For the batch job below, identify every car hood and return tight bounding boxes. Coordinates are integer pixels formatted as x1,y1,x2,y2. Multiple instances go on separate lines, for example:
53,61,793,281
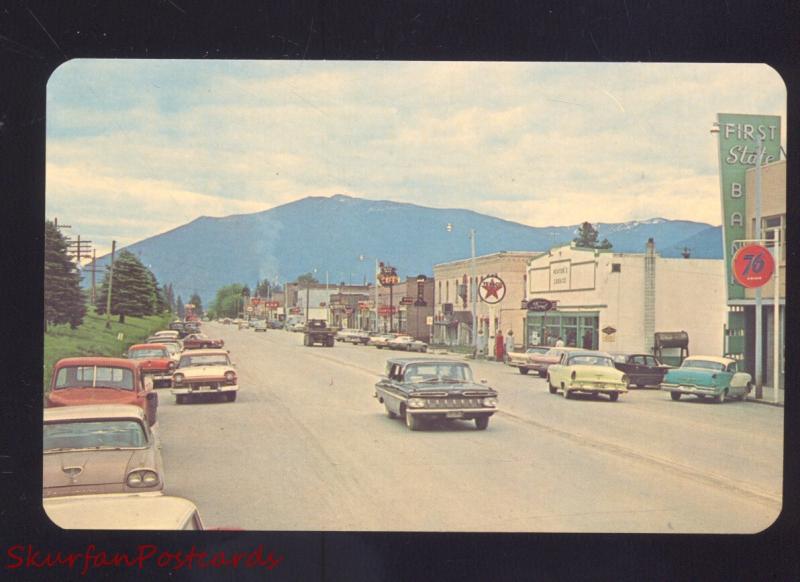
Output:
570,365,625,382
43,449,144,490
47,388,140,407
664,368,729,386
176,366,232,379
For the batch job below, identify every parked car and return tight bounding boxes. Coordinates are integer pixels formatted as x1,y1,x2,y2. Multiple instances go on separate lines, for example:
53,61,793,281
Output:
44,493,205,530
660,356,752,403
268,320,284,329
125,343,175,388
171,348,238,403
547,350,629,401
153,330,180,340
146,337,183,357
253,320,268,332
506,345,558,376
43,405,164,498
288,321,306,332
369,333,397,349
609,353,671,388
387,335,428,352
46,357,158,426
375,358,498,430
182,333,224,350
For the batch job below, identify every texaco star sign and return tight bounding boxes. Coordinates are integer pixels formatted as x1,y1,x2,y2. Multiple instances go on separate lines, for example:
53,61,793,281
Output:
479,275,506,304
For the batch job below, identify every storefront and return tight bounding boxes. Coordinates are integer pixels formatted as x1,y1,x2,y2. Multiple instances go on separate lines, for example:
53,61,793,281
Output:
524,242,726,357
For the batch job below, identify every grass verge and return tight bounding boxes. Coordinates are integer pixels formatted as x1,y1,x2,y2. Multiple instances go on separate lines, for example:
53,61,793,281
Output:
44,309,173,393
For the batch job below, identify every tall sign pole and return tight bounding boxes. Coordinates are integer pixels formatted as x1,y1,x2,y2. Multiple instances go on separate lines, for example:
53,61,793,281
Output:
753,134,764,397
105,240,116,329
469,229,477,354
773,231,781,403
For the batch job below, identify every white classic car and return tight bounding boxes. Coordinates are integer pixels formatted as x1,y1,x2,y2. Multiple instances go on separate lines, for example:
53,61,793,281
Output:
171,349,238,403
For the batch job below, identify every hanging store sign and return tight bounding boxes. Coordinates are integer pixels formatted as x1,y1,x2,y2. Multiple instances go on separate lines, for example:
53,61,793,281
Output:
715,113,781,300
523,298,555,312
400,296,415,305
732,244,775,288
479,275,506,304
378,263,399,286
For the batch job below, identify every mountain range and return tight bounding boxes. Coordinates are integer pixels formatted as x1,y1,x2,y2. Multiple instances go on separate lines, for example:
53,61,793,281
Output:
86,194,722,305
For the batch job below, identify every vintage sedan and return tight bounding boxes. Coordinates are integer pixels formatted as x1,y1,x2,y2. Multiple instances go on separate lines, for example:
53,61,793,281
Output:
253,320,268,332
506,345,563,376
660,356,752,403
369,333,398,349
182,333,224,350
547,350,629,401
609,353,671,388
387,335,428,352
153,330,181,340
43,405,164,498
44,493,205,530
171,348,238,403
375,358,498,430
46,357,158,426
125,343,175,388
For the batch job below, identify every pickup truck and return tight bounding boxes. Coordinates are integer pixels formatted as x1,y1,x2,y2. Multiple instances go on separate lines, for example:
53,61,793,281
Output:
303,319,338,347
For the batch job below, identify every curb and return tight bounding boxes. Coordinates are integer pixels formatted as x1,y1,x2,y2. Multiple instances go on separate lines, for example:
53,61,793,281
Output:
745,397,784,407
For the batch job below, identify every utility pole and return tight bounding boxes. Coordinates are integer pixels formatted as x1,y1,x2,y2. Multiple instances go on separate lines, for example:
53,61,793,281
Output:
754,134,764,398
469,228,478,355
105,240,116,329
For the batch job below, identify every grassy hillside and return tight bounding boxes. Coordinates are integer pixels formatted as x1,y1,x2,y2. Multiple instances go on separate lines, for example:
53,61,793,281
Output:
44,310,173,392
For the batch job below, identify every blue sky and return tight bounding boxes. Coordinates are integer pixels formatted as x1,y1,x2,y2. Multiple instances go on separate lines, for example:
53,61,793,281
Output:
45,60,786,257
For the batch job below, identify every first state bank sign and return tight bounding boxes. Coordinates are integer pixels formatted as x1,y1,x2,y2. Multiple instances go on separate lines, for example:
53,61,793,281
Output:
716,113,781,301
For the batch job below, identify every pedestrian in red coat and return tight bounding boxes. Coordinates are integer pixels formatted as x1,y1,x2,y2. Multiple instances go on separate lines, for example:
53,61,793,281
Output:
495,329,505,361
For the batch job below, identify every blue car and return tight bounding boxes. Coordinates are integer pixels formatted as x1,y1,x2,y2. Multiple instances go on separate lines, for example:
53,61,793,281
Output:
660,356,752,403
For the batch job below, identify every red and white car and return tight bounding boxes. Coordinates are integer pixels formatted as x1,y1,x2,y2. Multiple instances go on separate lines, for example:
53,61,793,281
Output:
126,343,175,388
171,349,238,404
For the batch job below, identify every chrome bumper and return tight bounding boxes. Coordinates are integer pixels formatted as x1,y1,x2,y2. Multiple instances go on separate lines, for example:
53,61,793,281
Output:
660,383,719,396
171,384,239,395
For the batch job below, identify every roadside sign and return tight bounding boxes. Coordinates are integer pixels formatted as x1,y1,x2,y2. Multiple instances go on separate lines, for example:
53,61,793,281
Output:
732,244,775,288
479,275,506,304
426,316,433,326
246,306,254,312
400,296,414,305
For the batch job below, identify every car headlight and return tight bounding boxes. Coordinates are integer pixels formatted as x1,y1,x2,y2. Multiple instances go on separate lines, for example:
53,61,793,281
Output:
482,397,498,408
127,469,160,488
173,373,184,384
224,371,236,382
408,398,426,408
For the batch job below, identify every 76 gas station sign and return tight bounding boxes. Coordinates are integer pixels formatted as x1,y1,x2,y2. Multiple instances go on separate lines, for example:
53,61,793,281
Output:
732,243,775,288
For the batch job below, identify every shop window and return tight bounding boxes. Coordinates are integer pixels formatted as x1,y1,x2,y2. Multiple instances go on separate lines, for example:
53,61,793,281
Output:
611,263,621,273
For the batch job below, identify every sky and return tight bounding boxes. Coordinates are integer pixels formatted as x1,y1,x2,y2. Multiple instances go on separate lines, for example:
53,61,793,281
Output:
45,60,786,258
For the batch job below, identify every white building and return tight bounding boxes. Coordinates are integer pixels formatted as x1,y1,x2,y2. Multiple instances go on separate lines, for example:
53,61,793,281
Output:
524,241,726,362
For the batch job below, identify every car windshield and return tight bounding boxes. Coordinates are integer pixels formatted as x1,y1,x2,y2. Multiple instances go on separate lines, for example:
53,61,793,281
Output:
54,366,135,390
178,355,230,367
682,359,726,371
44,419,147,450
129,349,168,359
163,344,179,355
404,363,473,383
567,355,614,367
526,347,549,354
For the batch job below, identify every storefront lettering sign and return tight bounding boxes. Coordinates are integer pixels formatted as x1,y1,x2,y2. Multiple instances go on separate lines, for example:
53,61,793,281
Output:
525,298,555,312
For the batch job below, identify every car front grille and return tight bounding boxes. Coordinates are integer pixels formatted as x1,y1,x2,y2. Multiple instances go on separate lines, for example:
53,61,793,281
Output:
425,398,482,408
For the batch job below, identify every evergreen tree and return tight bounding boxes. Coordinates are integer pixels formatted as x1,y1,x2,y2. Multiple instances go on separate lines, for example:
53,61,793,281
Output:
151,272,168,314
164,283,175,313
44,220,87,330
296,272,319,286
95,250,157,323
241,284,251,297
573,221,612,249
256,279,271,297
176,295,185,319
189,292,203,315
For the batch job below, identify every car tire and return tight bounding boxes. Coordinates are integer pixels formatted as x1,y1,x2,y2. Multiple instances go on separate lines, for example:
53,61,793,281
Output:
225,392,237,402
385,404,397,418
670,391,681,401
538,370,547,378
475,416,489,430
562,385,571,399
608,392,619,402
519,367,529,375
714,390,726,404
548,376,557,394
405,409,421,431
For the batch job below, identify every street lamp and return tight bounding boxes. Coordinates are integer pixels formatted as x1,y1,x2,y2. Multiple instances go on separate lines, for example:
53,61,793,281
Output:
359,254,380,332
446,224,478,355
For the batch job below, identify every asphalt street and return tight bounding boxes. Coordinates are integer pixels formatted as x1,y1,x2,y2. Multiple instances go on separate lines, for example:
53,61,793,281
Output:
156,322,783,533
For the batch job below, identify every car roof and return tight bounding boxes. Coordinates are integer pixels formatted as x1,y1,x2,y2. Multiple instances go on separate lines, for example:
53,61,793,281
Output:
684,355,734,365
387,357,466,367
44,494,200,530
55,357,138,370
44,404,146,422
565,350,613,358
179,348,229,356
129,343,167,350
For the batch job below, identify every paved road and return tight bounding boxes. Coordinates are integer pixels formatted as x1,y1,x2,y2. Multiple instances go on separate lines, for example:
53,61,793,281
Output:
157,323,783,533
